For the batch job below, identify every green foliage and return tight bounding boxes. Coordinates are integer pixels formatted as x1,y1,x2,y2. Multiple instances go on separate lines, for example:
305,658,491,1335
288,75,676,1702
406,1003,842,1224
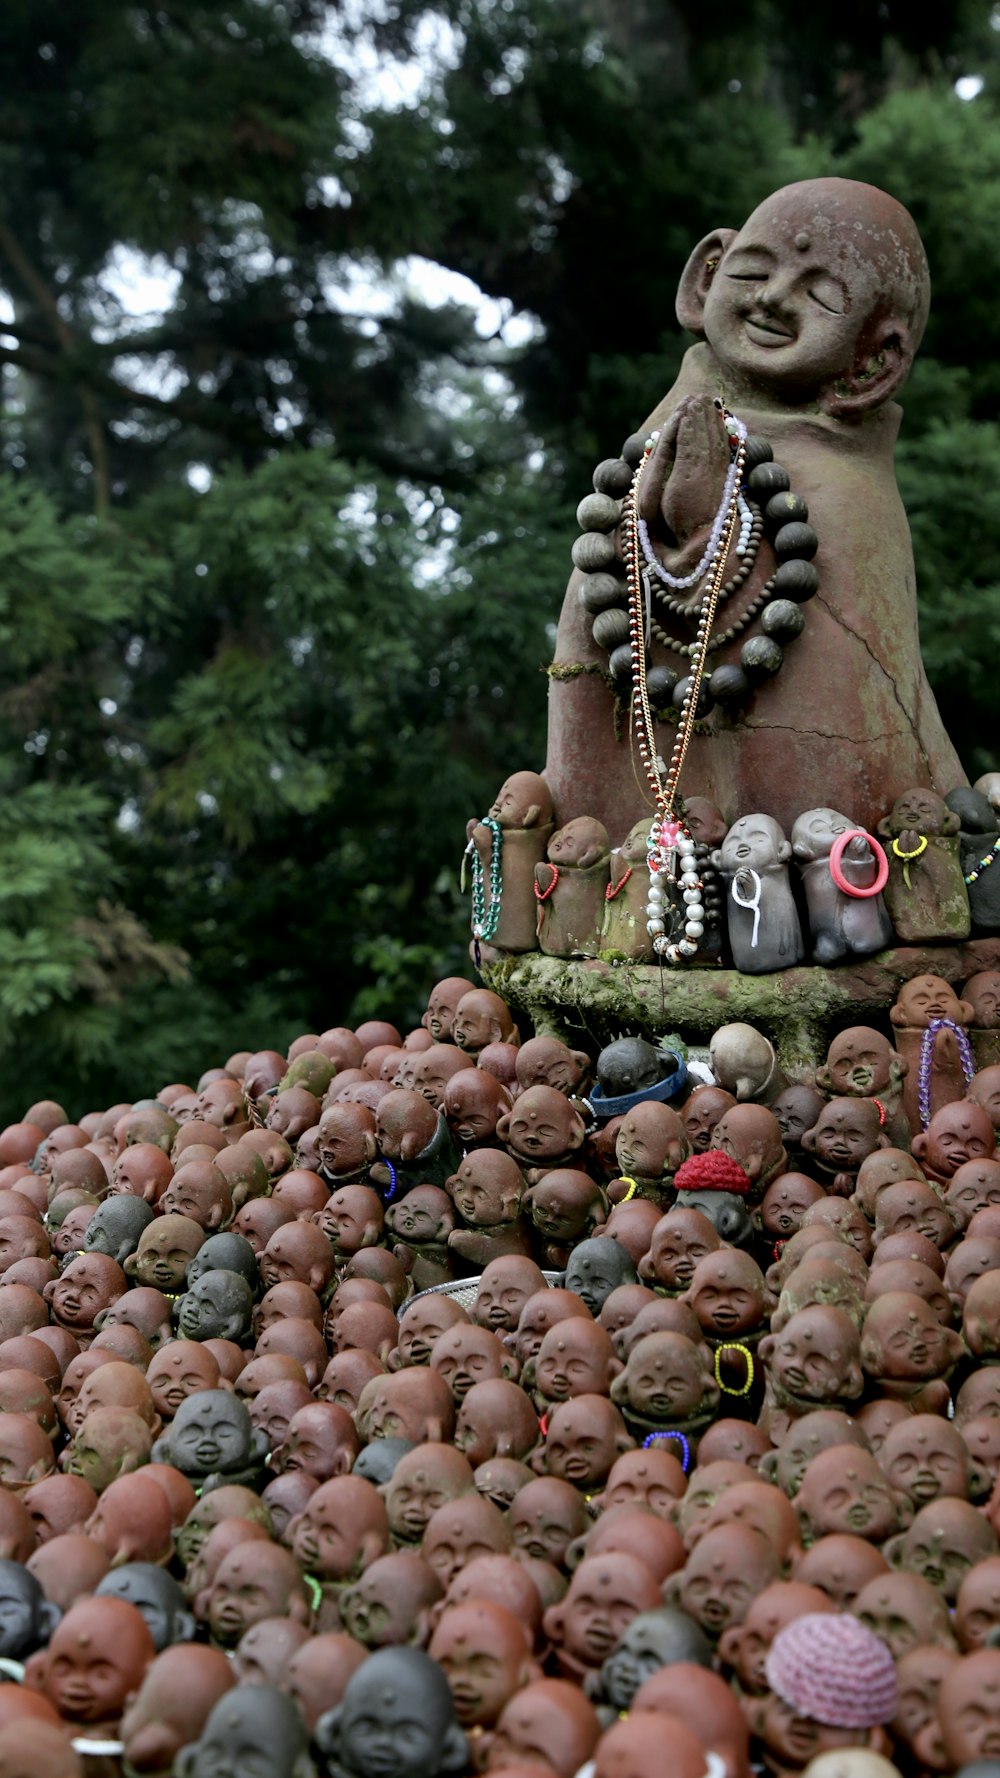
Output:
0,1,995,1117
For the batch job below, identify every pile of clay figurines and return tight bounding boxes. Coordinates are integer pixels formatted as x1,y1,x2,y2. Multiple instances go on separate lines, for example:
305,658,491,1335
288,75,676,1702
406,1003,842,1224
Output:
467,770,1000,969
8,979,1000,1777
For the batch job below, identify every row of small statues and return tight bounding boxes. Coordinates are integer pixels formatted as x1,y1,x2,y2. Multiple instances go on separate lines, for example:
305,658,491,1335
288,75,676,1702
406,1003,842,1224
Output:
468,772,1000,970
4,975,1000,1776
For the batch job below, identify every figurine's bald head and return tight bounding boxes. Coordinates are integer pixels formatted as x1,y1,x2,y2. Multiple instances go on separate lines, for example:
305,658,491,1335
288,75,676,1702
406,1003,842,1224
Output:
680,177,930,415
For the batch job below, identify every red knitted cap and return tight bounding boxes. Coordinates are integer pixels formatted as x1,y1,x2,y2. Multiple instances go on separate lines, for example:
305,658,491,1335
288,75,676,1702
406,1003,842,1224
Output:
766,1612,898,1728
674,1152,752,1195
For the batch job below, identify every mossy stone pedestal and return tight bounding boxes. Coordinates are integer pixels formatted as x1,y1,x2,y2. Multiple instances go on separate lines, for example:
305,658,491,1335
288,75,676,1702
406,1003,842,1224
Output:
482,940,1000,1079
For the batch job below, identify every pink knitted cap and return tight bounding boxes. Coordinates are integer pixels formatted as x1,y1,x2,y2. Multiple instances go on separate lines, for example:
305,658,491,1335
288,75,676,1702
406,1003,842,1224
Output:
765,1612,898,1729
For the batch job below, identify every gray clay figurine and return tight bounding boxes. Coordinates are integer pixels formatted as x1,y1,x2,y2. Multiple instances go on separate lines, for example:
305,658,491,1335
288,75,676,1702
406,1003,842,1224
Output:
564,1237,639,1315
83,1196,155,1266
316,1645,468,1778
712,814,804,974
151,1389,268,1492
175,1683,312,1778
96,1562,195,1651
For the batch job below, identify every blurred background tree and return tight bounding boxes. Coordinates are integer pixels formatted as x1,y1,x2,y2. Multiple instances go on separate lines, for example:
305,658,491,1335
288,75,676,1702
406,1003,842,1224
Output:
0,0,996,1113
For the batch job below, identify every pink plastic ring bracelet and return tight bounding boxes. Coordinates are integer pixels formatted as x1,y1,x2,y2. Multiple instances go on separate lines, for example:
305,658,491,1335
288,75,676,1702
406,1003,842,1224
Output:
828,828,889,898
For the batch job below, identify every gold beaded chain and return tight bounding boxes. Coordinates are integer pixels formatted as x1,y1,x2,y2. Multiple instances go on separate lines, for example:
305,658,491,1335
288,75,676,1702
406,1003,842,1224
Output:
623,416,747,822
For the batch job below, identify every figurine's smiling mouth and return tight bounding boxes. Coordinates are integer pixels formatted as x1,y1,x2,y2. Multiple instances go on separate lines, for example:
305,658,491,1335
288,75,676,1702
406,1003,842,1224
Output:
745,315,795,343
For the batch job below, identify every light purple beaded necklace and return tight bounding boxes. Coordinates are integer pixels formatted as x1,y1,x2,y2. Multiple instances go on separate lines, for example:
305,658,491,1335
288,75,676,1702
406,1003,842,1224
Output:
917,1018,976,1130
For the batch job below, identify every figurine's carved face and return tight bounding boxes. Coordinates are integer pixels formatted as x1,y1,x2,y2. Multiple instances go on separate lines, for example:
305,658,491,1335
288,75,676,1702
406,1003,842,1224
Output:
897,1498,998,1601
128,1217,203,1291
289,1476,388,1582
278,1403,358,1481
760,1173,826,1238
42,1596,154,1724
524,1172,603,1243
547,1553,661,1669
677,1523,779,1636
547,818,608,866
969,1065,1000,1129
615,1104,686,1181
409,1048,469,1111
888,788,951,833
420,1495,511,1590
862,1292,963,1383
937,1650,1000,1767
160,1163,231,1231
384,1446,474,1544
762,1306,862,1404
718,814,789,873
794,1447,901,1543
395,1298,469,1370
874,1182,956,1249
771,1086,825,1149
918,1102,996,1178
804,1100,884,1174
600,1449,685,1520
432,1326,511,1401
613,1332,715,1423
313,1187,382,1259
709,1105,785,1184
541,1397,630,1490
318,1104,377,1178
893,974,967,1028
489,772,552,829
508,1476,588,1565
207,1546,307,1646
454,991,514,1056
512,1290,590,1365
499,1087,584,1162
45,1255,125,1331
330,1651,467,1778
790,806,852,859
700,181,926,405
535,1322,617,1405
443,1071,509,1147
386,1185,453,1248
893,1644,958,1749
340,1550,442,1648
948,1160,1000,1228
447,1153,523,1228
825,1028,900,1098
429,1600,534,1727
423,979,476,1043
685,1250,766,1336
881,1416,970,1507
473,1258,545,1334
175,1271,252,1344
564,1240,637,1317
682,1088,736,1154
955,1556,1000,1651
639,1209,720,1293
486,1682,601,1777
164,1390,259,1478
964,972,1000,1027
515,1038,589,1098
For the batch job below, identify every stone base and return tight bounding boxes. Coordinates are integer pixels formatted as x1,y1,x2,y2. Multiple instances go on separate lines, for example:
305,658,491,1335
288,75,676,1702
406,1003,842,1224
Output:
482,940,1000,1077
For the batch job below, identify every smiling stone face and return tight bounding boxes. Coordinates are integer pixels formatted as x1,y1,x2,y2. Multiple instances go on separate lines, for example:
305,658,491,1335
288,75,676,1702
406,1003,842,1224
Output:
697,179,928,412
159,1389,259,1480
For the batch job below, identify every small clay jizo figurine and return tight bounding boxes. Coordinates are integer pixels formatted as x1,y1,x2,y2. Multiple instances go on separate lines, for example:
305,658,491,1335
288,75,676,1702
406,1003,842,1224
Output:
712,813,805,973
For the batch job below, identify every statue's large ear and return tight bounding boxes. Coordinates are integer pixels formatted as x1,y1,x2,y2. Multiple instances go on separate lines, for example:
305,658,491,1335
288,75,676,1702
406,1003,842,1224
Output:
823,319,915,418
676,229,738,336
